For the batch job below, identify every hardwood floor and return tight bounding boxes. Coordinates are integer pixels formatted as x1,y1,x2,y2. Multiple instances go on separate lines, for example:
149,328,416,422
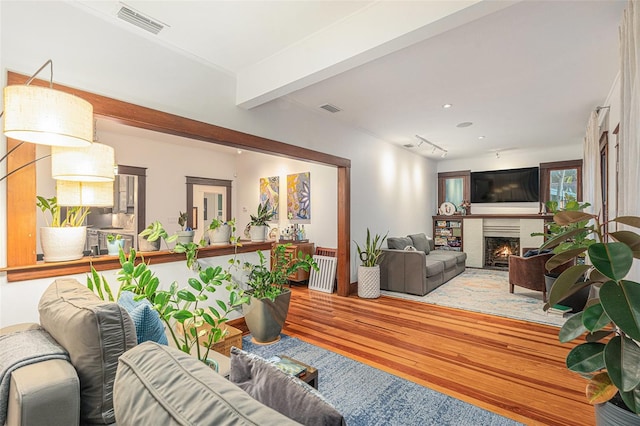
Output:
277,286,594,426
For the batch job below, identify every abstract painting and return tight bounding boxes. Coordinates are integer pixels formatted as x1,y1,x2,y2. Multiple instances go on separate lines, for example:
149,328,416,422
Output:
287,172,310,221
259,176,279,220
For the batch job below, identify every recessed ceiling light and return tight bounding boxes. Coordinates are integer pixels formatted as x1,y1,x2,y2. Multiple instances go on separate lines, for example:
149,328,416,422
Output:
237,149,242,154
478,136,485,140
456,122,473,128
442,103,453,109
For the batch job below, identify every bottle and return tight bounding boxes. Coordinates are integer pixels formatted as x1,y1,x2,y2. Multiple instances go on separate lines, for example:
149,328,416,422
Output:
301,225,306,240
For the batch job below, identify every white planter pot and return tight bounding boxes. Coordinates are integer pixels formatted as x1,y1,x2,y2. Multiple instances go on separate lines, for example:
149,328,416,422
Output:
176,230,195,245
358,265,381,298
208,225,231,245
40,226,87,262
107,239,125,255
249,225,267,242
138,236,161,252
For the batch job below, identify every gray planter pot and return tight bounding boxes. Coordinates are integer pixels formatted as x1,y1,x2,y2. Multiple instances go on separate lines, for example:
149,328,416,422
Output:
138,236,161,252
595,399,640,425
243,290,291,344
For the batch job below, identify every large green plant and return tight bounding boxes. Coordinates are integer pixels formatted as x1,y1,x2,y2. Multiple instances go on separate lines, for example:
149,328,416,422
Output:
139,220,178,245
87,247,248,363
36,195,90,227
243,244,318,301
354,228,388,267
541,211,640,412
532,199,594,253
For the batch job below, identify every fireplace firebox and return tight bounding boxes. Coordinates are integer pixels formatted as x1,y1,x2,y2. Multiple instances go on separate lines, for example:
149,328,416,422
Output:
484,237,520,269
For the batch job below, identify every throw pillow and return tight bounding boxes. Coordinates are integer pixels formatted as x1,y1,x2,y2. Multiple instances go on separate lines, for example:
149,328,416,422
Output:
39,278,136,425
118,291,168,345
387,236,412,250
114,342,298,425
404,245,417,251
229,347,346,426
408,233,430,254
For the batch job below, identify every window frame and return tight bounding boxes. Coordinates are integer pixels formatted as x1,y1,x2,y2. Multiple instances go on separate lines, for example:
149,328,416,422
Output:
437,171,470,207
539,159,583,207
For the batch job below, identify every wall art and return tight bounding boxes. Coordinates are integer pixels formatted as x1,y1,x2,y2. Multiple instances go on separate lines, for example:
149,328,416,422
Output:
287,172,310,221
260,176,279,220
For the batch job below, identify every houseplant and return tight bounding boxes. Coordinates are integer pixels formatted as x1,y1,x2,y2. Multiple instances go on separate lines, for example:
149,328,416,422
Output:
208,218,234,246
106,234,125,255
354,228,388,298
36,195,90,262
138,220,177,251
88,247,249,364
242,244,318,343
176,211,195,244
248,201,276,242
540,210,640,423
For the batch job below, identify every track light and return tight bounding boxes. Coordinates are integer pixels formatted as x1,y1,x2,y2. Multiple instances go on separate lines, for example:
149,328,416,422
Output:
415,135,448,158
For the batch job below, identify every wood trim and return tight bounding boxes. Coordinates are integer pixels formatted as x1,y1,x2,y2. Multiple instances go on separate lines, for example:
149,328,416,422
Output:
2,241,273,282
539,159,583,204
437,170,470,206
116,165,147,235
185,176,233,229
5,71,351,292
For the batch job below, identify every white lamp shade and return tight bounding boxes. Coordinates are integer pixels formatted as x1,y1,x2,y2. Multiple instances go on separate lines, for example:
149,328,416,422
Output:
56,180,114,207
51,142,115,182
3,85,93,147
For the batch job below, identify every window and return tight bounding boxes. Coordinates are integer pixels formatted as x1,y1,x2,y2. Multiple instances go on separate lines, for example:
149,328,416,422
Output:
438,171,470,208
539,160,583,209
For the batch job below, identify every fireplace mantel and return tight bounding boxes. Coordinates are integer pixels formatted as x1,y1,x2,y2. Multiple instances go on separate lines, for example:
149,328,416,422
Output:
434,214,553,220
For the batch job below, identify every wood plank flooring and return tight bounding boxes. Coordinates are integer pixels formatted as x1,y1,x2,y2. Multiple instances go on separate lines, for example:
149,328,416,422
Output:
277,286,594,426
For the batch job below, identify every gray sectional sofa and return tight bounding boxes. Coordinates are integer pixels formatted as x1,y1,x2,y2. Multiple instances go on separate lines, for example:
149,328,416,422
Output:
380,233,467,296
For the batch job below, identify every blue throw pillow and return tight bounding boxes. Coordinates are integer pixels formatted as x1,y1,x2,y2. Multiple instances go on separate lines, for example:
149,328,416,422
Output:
118,291,168,345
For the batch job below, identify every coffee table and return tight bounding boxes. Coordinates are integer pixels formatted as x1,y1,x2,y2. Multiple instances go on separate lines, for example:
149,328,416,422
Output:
279,355,318,389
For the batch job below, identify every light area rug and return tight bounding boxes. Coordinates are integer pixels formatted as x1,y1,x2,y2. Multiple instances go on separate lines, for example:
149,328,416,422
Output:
381,268,566,327
243,334,522,426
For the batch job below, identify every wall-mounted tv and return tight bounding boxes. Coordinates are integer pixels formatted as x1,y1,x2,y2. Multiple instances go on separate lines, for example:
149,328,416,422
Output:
471,167,539,203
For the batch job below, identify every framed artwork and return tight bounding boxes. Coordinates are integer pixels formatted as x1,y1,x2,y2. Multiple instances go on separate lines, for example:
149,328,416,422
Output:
260,176,279,220
287,172,310,221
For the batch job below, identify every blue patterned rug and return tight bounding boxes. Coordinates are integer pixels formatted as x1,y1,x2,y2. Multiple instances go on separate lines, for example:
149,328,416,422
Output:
243,335,522,426
381,268,565,327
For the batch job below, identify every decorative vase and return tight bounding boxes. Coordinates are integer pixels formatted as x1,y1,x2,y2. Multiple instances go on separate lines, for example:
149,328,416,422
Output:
595,398,640,425
107,239,125,255
358,265,380,298
137,236,161,252
243,290,291,344
176,230,195,245
40,226,87,262
249,225,267,242
208,225,231,245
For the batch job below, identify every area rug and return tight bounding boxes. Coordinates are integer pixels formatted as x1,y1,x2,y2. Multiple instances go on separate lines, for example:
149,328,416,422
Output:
243,334,522,426
380,268,565,327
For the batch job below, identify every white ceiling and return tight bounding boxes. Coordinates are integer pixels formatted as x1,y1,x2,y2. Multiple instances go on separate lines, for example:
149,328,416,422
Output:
73,0,626,161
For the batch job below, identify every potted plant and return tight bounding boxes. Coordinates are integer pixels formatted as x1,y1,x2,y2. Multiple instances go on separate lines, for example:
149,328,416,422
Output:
106,234,125,255
36,195,90,262
173,239,207,271
531,199,594,310
208,218,234,246
242,244,318,343
176,211,195,244
138,220,177,251
541,210,640,424
248,201,276,242
354,228,388,298
88,247,249,366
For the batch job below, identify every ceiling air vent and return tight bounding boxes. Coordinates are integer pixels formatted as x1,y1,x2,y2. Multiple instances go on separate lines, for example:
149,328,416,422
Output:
117,6,164,35
403,144,415,148
319,104,341,113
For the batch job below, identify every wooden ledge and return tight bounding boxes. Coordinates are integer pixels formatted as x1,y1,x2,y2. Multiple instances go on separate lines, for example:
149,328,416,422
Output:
1,241,273,283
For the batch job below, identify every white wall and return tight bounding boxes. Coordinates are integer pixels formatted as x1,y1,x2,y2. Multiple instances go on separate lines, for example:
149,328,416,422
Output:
0,1,436,327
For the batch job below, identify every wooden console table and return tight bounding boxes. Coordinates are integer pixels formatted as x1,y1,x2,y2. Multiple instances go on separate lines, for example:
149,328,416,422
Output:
271,242,315,283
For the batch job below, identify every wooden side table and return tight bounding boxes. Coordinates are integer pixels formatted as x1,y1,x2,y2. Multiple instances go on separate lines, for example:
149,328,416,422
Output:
279,355,318,389
271,242,315,283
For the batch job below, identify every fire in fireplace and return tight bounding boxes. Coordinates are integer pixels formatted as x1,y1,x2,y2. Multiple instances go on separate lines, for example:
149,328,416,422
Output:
485,237,520,269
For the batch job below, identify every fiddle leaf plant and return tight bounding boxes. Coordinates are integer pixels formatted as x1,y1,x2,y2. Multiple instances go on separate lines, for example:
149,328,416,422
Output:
541,210,640,412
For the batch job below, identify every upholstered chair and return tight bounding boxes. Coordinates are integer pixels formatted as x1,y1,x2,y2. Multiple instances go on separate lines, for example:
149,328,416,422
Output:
508,252,573,302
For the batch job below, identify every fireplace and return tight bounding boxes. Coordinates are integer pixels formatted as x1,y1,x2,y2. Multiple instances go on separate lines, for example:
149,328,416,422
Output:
484,237,520,269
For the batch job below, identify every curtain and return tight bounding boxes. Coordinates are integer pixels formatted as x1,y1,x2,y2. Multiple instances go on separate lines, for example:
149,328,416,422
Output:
619,0,640,279
582,111,602,215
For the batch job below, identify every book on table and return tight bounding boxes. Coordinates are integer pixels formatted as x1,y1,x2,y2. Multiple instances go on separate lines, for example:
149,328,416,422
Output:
267,356,307,377
548,304,572,316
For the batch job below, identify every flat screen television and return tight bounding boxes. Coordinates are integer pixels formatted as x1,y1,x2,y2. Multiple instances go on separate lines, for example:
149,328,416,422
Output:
471,167,539,203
